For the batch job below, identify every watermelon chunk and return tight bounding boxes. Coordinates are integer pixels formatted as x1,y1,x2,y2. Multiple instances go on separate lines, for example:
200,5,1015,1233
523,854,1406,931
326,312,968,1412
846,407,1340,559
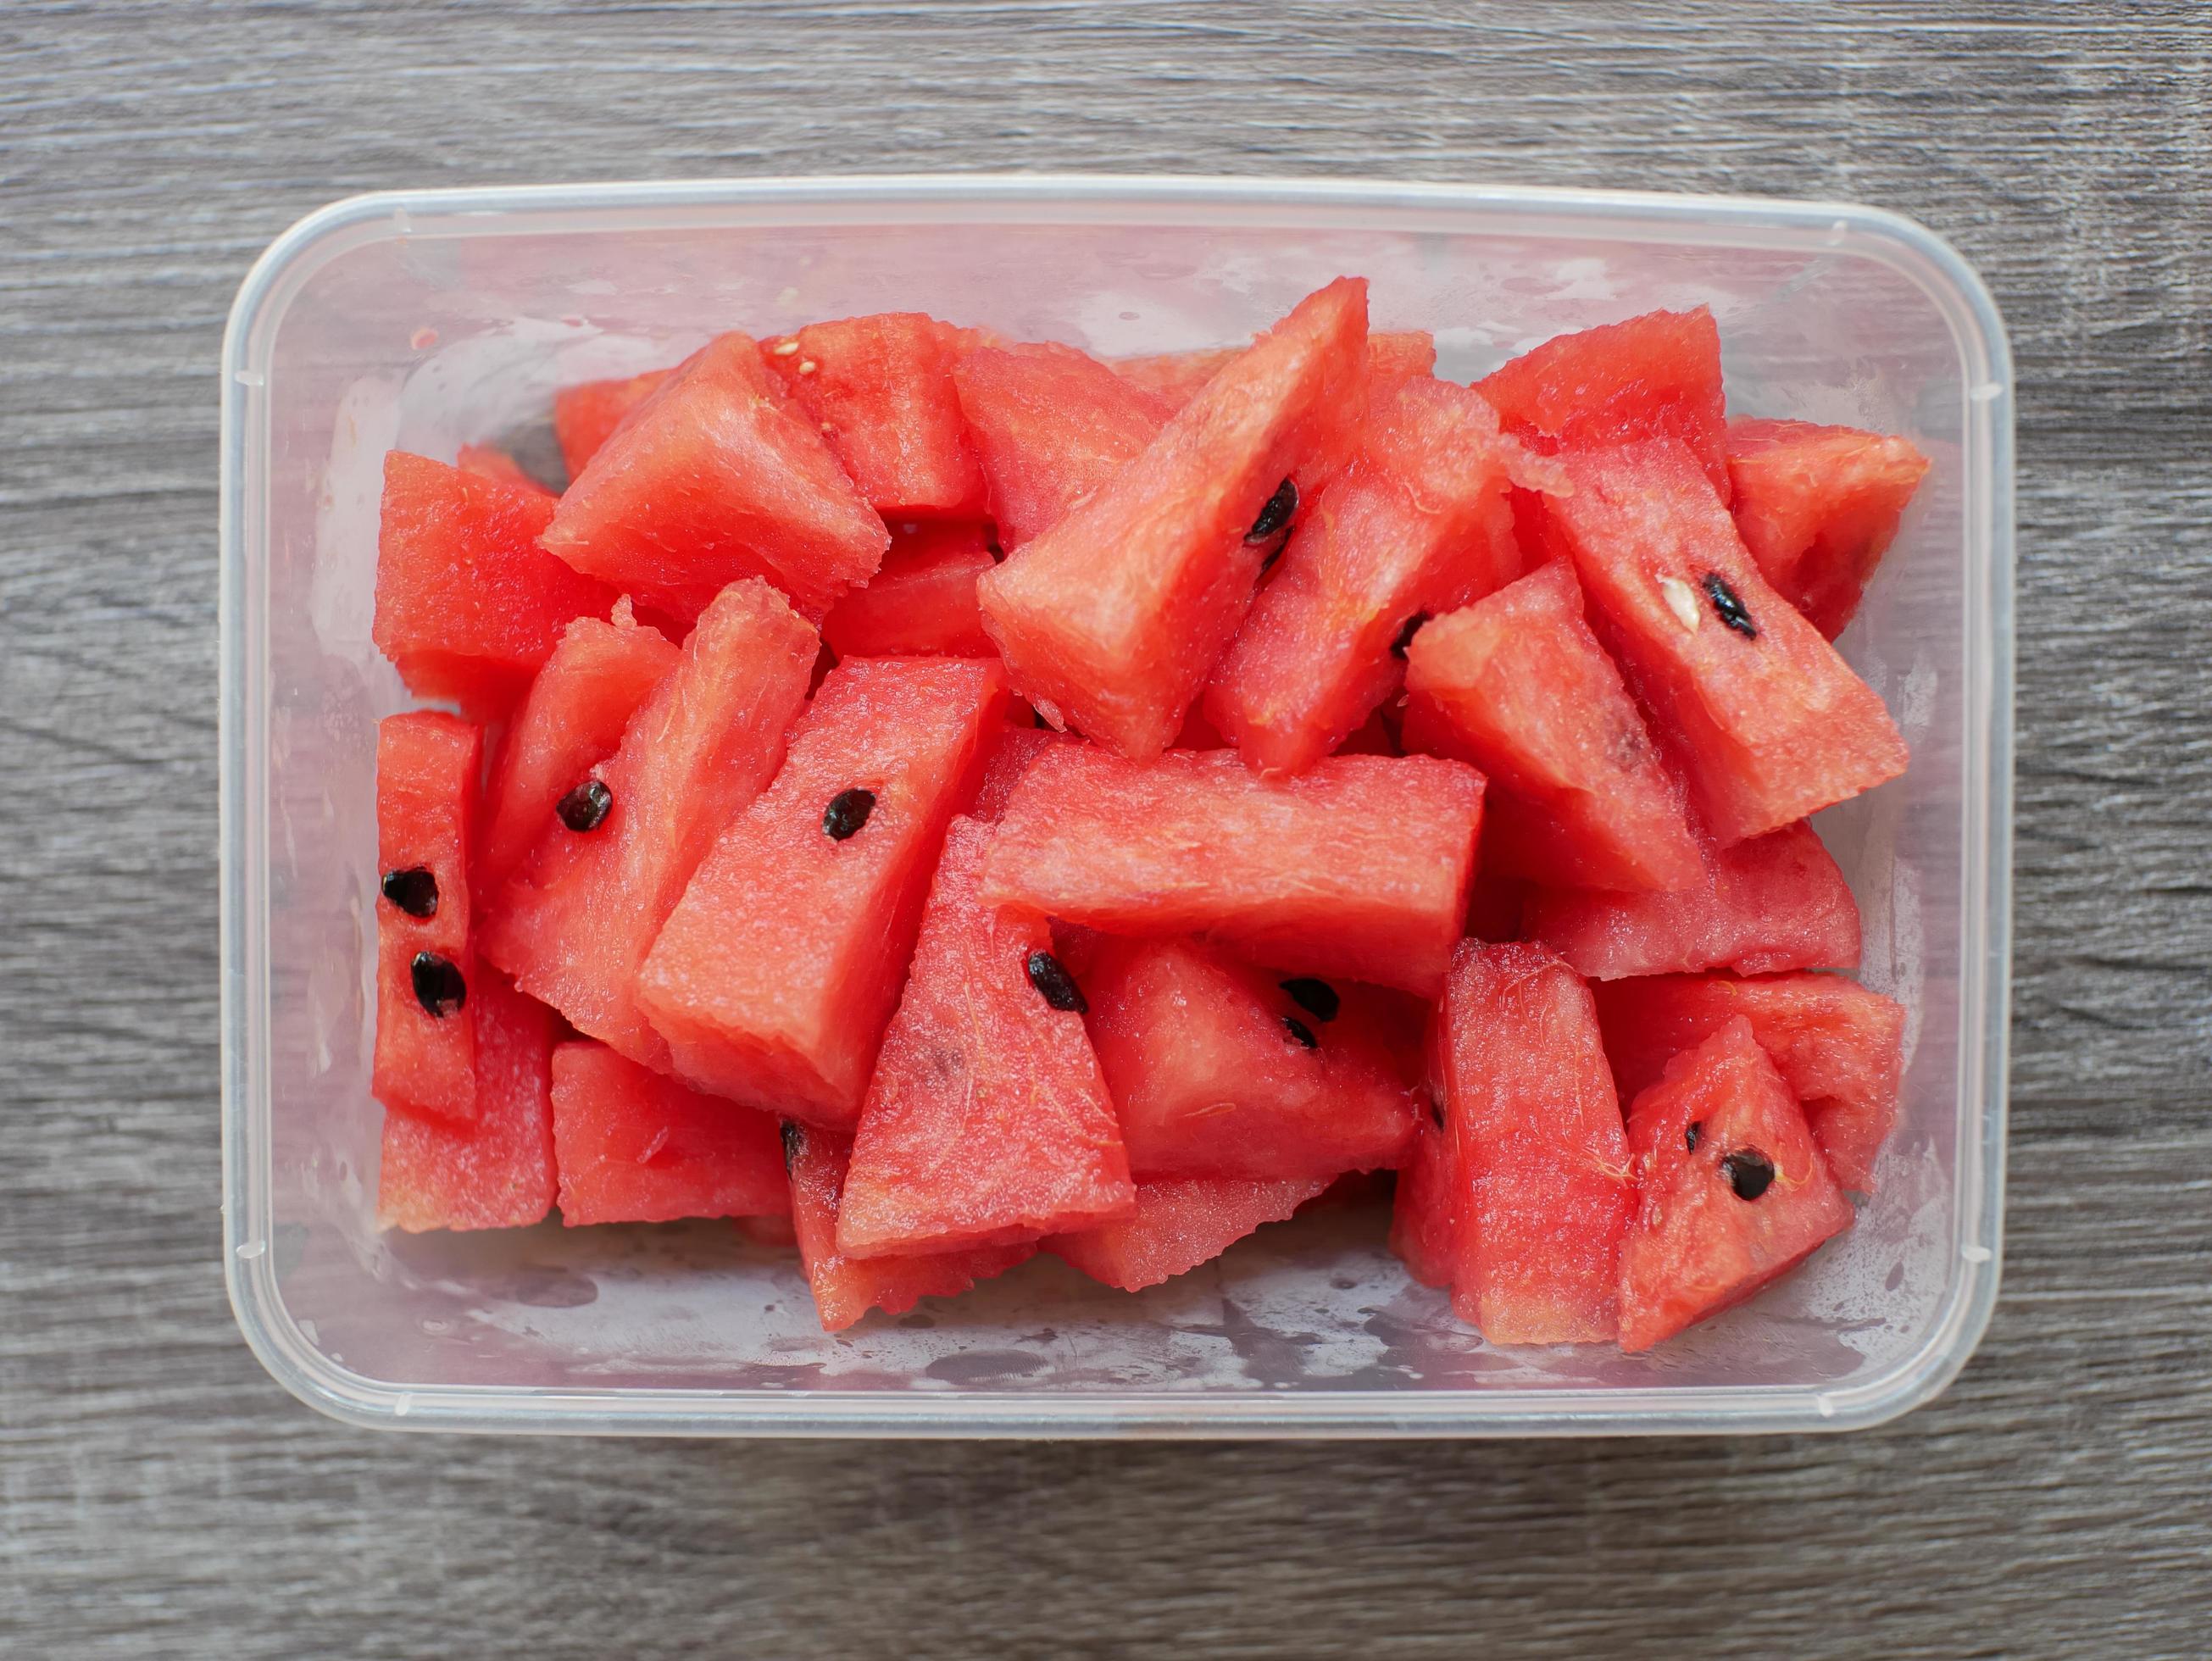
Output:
835,819,1135,1256
1618,1017,1854,1353
476,604,680,892
458,442,553,497
377,970,557,1231
783,1122,1037,1332
820,521,998,658
1048,1175,1327,1292
983,747,1484,998
548,1042,787,1225
1524,820,1860,981
1433,942,1634,1344
952,342,1173,548
764,314,987,516
1401,558,1703,892
1207,377,1536,778
372,452,615,713
977,279,1370,757
1593,971,1906,1192
553,367,673,481
542,332,890,624
1724,418,1931,639
1387,1094,1459,1290
1548,438,1909,844
373,711,482,1124
481,579,817,1069
638,657,1008,1129
1082,936,1418,1180
1476,307,1731,498
1115,329,1437,413
969,725,1074,823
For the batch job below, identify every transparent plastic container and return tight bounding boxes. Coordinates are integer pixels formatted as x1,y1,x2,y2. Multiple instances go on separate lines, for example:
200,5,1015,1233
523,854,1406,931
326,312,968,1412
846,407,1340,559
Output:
220,175,2013,1436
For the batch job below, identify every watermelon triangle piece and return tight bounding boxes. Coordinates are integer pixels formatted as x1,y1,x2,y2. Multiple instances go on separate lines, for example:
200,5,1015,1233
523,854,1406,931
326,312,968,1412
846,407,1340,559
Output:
1048,1175,1328,1292
835,818,1136,1257
1619,1017,1854,1353
549,1042,788,1225
820,520,999,658
1387,1091,1461,1291
553,366,673,481
1114,329,1437,414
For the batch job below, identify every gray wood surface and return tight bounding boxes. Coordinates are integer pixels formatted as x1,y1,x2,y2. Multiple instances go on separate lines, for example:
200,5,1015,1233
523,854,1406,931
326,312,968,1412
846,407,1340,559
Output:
4,3,2208,1656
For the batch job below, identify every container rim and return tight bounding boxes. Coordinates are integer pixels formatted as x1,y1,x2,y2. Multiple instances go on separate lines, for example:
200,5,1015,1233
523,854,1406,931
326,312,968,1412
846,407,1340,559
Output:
220,173,2013,1438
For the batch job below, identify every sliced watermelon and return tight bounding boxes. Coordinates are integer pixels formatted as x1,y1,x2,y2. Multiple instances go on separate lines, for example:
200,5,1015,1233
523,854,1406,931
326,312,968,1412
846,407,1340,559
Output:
1205,377,1532,777
476,603,679,892
977,279,1370,757
548,1041,787,1225
553,366,673,481
1434,942,1634,1344
782,1122,1037,1332
983,747,1484,997
1548,438,1909,844
377,969,557,1231
820,521,998,658
1724,418,1931,639
764,313,986,517
457,442,554,497
836,818,1134,1256
542,332,890,624
1476,307,1731,498
1618,1017,1853,1353
1082,936,1418,1180
1464,869,1530,944
373,710,482,1125
638,657,1008,1129
951,342,1173,548
1048,1175,1327,1292
1594,971,1906,1192
969,724,1075,824
1524,820,1859,981
481,579,817,1069
1115,328,1436,413
372,452,615,713
1401,558,1703,892
1387,1092,1459,1290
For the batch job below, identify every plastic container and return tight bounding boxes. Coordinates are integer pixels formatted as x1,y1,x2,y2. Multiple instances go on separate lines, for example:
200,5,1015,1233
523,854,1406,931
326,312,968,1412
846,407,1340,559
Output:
220,175,2012,1436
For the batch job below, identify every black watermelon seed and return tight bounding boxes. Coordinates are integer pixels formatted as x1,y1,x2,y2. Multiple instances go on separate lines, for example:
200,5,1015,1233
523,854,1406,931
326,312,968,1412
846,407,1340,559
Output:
1280,977,1341,1023
822,787,877,841
1281,1014,1319,1050
1259,542,1287,577
1247,477,1298,543
557,778,614,832
1025,949,1087,1013
1720,1149,1776,1200
1685,1119,1703,1153
1391,613,1430,658
381,866,439,919
409,951,467,1018
779,1119,804,1169
1702,571,1758,638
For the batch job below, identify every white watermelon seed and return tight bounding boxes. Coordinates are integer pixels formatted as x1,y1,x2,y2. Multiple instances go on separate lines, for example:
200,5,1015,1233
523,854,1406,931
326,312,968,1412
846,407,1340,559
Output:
1660,575,1702,631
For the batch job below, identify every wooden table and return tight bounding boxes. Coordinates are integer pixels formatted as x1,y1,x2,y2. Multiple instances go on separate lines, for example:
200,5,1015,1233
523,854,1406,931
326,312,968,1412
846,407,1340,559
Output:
7,5,2206,1655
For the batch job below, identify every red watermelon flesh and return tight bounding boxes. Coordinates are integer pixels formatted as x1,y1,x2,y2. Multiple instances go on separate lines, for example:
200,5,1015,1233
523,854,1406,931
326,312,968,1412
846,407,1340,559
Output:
835,819,1135,1257
378,969,557,1231
1387,1092,1460,1290
1115,328,1437,413
1524,819,1859,982
951,342,1173,548
764,313,987,517
553,366,673,481
372,452,615,714
458,442,554,497
977,278,1370,758
637,657,1008,1129
1725,418,1931,639
1434,942,1634,1345
1048,1175,1327,1292
735,1213,800,1248
481,579,817,1070
820,521,998,658
1618,1017,1853,1353
1401,558,1703,892
1464,870,1530,944
969,724,1075,823
984,747,1484,998
549,1042,788,1225
783,1122,1037,1332
1476,307,1731,499
476,604,680,893
373,710,481,1125
1082,936,1419,1180
1594,971,1905,1192
1205,377,1531,778
542,332,890,624
1548,438,1909,845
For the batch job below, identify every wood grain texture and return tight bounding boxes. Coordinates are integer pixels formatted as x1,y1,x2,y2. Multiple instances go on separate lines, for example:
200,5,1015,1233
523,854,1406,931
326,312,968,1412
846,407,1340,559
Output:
3,2,2209,1656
